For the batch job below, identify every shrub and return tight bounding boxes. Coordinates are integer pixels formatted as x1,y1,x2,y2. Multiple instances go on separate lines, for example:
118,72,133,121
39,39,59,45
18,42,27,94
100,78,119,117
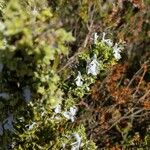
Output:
0,0,150,149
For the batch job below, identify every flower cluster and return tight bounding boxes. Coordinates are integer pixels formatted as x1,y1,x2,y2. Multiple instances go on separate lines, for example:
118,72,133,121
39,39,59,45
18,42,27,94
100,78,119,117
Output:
102,32,113,47
102,32,123,60
63,106,78,122
75,54,100,87
53,105,78,122
93,32,123,61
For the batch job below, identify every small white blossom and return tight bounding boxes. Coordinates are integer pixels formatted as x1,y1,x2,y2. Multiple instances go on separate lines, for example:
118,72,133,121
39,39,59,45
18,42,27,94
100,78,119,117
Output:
54,105,61,114
41,111,45,117
32,7,38,16
18,117,24,122
101,32,106,42
86,54,99,76
63,106,77,122
75,71,83,87
25,122,37,130
113,43,122,60
62,143,66,149
93,32,99,44
105,39,113,47
102,32,113,47
71,133,81,150
29,122,36,130
23,86,32,102
0,21,5,32
10,142,16,149
86,86,90,91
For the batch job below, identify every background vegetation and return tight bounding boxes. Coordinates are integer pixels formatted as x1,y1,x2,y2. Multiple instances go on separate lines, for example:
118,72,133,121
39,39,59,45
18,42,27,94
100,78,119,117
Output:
0,0,150,149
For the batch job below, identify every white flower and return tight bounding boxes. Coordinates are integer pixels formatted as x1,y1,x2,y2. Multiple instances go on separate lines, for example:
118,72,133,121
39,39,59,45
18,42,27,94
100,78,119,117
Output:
32,7,38,16
113,43,122,60
86,54,99,76
23,86,32,102
18,117,24,122
93,32,99,44
0,21,5,32
71,133,81,150
86,86,90,91
41,112,45,117
28,122,36,130
102,32,113,47
25,122,37,130
10,142,16,149
62,143,66,149
105,39,113,47
63,106,78,122
75,71,83,87
0,92,10,100
54,105,61,114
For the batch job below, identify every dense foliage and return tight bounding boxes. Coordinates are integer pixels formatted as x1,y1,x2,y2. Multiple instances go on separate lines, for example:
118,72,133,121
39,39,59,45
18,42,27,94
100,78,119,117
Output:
0,0,150,149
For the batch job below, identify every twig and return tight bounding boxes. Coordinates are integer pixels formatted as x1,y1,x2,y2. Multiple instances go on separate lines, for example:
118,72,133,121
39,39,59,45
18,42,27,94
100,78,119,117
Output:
102,108,144,134
57,18,94,74
133,64,147,99
127,67,143,88
127,60,149,88
138,89,150,103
